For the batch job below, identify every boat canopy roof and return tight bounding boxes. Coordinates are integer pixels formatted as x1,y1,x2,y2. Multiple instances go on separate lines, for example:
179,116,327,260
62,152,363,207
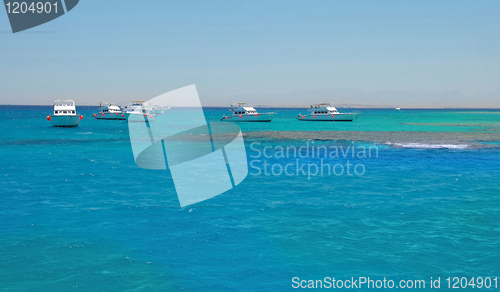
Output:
54,100,74,106
307,103,339,112
100,102,120,109
230,102,248,107
310,103,332,108
54,100,75,109
231,102,257,110
100,101,116,106
128,100,147,107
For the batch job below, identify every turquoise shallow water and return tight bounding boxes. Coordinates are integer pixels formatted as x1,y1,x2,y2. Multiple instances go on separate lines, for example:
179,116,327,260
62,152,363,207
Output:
205,107,500,133
1,106,499,291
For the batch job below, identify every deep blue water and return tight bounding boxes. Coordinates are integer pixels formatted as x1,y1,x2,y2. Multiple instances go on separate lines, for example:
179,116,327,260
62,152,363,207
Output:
1,106,499,291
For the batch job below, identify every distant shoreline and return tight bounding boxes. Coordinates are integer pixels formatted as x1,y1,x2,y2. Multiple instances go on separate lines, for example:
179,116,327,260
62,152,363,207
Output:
1,104,500,110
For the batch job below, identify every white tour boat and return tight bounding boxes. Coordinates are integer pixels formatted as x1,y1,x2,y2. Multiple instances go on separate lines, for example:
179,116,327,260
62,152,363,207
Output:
296,103,356,121
92,102,128,120
221,103,273,122
151,105,170,115
46,100,83,127
122,100,156,119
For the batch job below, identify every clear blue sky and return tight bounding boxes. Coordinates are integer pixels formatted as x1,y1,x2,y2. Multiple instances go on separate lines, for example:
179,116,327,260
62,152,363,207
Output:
1,0,499,106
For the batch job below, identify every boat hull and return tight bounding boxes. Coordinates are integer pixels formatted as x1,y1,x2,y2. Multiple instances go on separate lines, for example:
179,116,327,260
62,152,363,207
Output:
297,113,356,121
95,112,129,120
50,115,80,127
221,114,272,122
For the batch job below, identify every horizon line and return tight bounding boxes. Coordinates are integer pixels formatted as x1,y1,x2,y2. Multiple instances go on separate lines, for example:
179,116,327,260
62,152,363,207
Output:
2,104,500,110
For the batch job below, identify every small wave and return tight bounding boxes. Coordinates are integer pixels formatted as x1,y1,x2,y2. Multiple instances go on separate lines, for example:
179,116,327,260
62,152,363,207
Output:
387,142,469,149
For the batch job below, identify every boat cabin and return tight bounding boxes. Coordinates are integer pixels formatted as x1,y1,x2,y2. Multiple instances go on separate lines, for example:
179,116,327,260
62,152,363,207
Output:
100,103,122,113
53,100,77,116
307,103,339,114
231,103,258,115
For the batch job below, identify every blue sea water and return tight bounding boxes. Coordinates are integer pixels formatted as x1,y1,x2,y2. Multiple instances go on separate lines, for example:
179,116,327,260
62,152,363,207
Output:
1,106,499,291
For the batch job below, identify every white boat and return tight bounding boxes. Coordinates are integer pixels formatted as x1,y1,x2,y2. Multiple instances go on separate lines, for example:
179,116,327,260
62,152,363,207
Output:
221,103,273,122
395,108,401,111
296,103,356,121
92,102,128,120
122,100,156,119
46,100,83,127
151,105,170,115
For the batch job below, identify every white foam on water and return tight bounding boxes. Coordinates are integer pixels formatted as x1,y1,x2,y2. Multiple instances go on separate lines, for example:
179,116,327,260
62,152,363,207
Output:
387,142,469,149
